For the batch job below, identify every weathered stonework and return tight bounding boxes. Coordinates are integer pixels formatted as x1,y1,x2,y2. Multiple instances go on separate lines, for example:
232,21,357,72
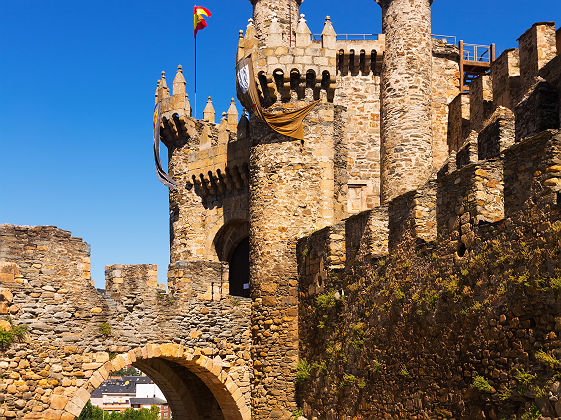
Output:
3,2,560,420
378,0,434,204
296,19,561,420
0,225,251,420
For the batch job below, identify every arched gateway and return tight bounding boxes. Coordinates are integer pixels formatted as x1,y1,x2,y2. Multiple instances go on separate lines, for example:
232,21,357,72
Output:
0,225,251,420
63,344,249,420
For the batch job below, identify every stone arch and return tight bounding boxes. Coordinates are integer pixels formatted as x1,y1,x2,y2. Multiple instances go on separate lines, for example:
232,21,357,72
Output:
213,219,250,297
205,210,249,262
213,220,250,262
63,343,250,420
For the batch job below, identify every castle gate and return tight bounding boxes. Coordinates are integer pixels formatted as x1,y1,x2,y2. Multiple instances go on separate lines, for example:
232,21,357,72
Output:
0,225,251,419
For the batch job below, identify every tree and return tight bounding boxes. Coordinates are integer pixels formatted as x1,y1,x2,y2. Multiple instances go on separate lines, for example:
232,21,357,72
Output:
78,400,103,420
77,401,160,420
113,366,142,376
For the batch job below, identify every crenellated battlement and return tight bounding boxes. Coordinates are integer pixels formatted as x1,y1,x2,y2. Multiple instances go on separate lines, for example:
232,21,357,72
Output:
447,22,560,169
5,3,561,419
299,20,561,288
239,16,339,104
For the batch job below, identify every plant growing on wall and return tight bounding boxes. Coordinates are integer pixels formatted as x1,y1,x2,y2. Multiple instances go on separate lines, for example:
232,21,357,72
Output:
99,322,112,337
0,317,27,350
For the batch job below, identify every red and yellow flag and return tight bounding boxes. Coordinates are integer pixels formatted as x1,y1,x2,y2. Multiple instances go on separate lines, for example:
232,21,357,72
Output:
194,6,211,37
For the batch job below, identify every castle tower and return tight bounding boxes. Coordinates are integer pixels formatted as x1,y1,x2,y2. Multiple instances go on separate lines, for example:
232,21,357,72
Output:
249,0,303,46
241,8,341,419
377,0,434,203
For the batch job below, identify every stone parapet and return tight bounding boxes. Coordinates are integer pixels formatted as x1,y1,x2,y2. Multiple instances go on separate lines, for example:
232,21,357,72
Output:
447,93,471,153
469,74,494,133
491,48,521,111
388,179,437,251
437,160,504,257
168,260,229,301
0,224,251,419
518,22,557,93
105,264,158,298
477,106,515,160
297,223,346,299
345,207,389,262
504,129,561,220
335,37,385,76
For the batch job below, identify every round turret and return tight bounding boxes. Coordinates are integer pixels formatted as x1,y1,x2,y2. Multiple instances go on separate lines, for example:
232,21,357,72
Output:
249,0,303,46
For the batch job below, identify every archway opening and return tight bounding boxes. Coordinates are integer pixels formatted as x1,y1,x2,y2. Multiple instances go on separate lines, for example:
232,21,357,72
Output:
213,220,250,298
228,236,250,298
79,359,225,420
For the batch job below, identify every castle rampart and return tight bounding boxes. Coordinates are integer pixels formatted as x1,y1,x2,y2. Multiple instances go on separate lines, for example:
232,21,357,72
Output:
0,224,251,419
3,2,561,419
296,17,561,419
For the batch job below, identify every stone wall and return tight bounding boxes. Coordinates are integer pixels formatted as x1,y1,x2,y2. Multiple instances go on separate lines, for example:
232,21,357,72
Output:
0,225,251,419
295,20,561,419
432,40,461,169
335,73,382,211
296,128,561,419
249,0,301,46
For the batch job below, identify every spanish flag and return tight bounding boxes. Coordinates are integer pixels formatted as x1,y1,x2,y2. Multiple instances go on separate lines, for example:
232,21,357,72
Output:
194,6,211,37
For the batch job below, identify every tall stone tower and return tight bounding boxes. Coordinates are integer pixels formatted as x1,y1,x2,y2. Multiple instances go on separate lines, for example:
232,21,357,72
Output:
242,1,341,418
250,0,302,45
377,0,434,203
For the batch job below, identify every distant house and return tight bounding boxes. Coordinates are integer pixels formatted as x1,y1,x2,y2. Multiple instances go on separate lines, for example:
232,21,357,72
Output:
91,375,170,417
130,398,171,419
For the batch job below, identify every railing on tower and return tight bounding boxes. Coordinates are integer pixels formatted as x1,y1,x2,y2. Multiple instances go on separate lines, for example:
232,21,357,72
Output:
312,32,495,91
459,41,496,91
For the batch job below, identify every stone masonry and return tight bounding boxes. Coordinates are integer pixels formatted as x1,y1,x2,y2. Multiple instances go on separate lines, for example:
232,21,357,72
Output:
4,1,560,419
296,18,561,420
378,0,434,204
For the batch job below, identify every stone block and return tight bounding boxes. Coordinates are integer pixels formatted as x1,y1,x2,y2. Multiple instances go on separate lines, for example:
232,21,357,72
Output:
470,75,493,132
447,93,470,153
515,80,559,141
518,22,557,93
478,107,515,159
491,48,521,110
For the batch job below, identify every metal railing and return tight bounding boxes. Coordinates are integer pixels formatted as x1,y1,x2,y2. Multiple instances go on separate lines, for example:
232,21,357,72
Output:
461,43,493,63
312,33,458,44
311,33,379,41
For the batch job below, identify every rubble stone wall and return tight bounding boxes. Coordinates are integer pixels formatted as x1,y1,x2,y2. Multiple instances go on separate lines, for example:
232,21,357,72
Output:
296,20,561,419
248,99,342,419
378,0,434,204
296,129,561,420
0,225,251,419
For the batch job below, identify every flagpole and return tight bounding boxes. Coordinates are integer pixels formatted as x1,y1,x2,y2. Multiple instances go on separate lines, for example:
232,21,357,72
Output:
194,34,197,119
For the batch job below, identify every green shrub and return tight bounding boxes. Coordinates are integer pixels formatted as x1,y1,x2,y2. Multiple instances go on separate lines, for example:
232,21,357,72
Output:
99,322,112,337
316,291,338,311
514,368,537,386
370,359,382,374
292,408,303,419
398,365,409,377
521,403,541,420
0,317,28,350
296,359,312,384
498,386,512,401
341,373,358,387
536,349,561,369
471,374,492,392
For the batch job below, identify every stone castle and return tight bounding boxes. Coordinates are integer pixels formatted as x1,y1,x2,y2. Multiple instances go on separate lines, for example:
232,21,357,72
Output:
1,0,560,418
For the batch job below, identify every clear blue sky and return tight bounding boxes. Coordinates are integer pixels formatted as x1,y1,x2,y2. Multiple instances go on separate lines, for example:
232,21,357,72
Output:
1,1,559,288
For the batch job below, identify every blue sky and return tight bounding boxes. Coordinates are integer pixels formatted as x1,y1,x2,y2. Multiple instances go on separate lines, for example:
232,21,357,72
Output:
1,0,559,288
